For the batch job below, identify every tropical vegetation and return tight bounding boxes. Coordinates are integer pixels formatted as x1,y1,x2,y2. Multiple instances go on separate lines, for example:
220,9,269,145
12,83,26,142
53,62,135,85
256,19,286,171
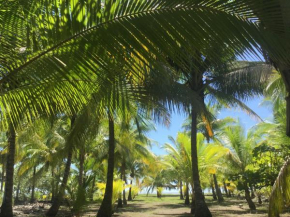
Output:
0,1,290,217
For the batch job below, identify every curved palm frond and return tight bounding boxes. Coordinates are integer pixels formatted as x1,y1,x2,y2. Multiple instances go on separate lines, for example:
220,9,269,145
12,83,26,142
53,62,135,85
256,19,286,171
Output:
268,158,290,217
0,0,287,125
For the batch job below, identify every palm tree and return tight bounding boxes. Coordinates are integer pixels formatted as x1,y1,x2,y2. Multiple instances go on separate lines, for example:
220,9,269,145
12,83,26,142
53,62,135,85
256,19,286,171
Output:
220,124,257,210
46,115,76,217
0,124,16,217
114,114,154,206
96,111,115,217
164,132,228,206
16,118,68,201
253,73,290,216
172,52,271,216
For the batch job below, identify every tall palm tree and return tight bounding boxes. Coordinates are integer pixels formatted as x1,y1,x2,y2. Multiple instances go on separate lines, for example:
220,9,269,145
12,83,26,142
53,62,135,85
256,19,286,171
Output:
173,53,271,216
96,111,115,217
0,124,16,217
164,132,228,205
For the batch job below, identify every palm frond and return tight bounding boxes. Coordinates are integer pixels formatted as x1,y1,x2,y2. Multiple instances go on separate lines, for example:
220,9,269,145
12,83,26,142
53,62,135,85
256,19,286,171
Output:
269,158,290,217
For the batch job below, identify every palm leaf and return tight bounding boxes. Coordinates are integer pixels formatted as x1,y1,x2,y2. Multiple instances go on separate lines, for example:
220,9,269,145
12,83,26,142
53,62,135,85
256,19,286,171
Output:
269,158,290,217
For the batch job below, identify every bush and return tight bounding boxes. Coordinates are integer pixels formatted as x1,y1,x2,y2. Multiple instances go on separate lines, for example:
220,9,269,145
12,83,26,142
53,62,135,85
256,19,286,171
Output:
96,180,124,205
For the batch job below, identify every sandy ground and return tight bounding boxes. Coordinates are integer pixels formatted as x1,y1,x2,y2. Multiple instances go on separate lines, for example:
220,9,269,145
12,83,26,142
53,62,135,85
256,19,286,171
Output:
11,195,290,217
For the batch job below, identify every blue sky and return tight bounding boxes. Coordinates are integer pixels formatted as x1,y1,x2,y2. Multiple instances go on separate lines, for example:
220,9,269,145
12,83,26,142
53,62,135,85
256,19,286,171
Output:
147,96,273,156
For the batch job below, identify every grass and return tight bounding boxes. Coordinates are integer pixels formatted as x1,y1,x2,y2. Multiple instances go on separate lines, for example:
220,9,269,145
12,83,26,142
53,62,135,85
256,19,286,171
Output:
12,193,290,216
112,194,290,217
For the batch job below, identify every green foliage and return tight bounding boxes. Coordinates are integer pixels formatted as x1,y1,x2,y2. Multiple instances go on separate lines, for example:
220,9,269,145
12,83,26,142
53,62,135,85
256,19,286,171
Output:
96,180,124,205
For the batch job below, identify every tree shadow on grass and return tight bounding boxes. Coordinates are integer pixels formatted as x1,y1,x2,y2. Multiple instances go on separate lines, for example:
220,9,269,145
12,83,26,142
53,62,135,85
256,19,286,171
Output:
153,213,192,217
114,204,156,214
156,203,188,209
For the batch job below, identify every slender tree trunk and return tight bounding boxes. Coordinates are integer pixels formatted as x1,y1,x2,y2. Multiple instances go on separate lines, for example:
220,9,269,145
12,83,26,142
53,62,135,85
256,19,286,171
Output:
97,113,115,217
191,110,212,217
223,181,229,197
128,170,134,201
211,184,217,200
90,175,96,201
78,147,85,188
55,167,59,199
156,190,160,198
244,182,256,210
128,180,133,201
286,88,290,137
122,161,127,205
117,172,123,208
0,124,16,217
46,117,75,217
0,162,4,192
258,195,262,204
213,174,224,203
15,181,20,204
30,166,37,203
185,182,190,205
250,185,255,198
117,193,123,208
180,180,184,200
51,168,55,202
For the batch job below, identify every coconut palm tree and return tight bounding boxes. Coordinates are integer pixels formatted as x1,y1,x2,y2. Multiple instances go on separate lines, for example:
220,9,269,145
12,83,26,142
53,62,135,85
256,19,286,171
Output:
164,132,228,205
172,52,271,215
220,124,257,210
114,114,154,206
16,118,68,203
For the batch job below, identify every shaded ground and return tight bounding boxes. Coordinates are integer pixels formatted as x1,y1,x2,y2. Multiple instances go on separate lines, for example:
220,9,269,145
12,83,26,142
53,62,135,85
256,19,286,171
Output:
112,195,269,217
12,194,290,217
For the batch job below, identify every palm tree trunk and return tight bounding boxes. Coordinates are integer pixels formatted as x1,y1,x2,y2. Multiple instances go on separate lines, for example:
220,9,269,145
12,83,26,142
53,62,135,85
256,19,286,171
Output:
117,193,123,208
211,184,217,200
250,185,255,198
128,170,134,201
78,147,85,188
46,116,75,217
128,180,133,201
244,182,256,210
51,168,55,202
185,182,190,205
191,109,212,217
0,124,16,217
117,171,123,208
213,174,224,203
286,89,290,137
1,162,5,192
15,180,20,204
97,113,115,217
122,161,127,205
90,175,96,201
30,166,37,203
180,180,184,200
223,181,229,197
